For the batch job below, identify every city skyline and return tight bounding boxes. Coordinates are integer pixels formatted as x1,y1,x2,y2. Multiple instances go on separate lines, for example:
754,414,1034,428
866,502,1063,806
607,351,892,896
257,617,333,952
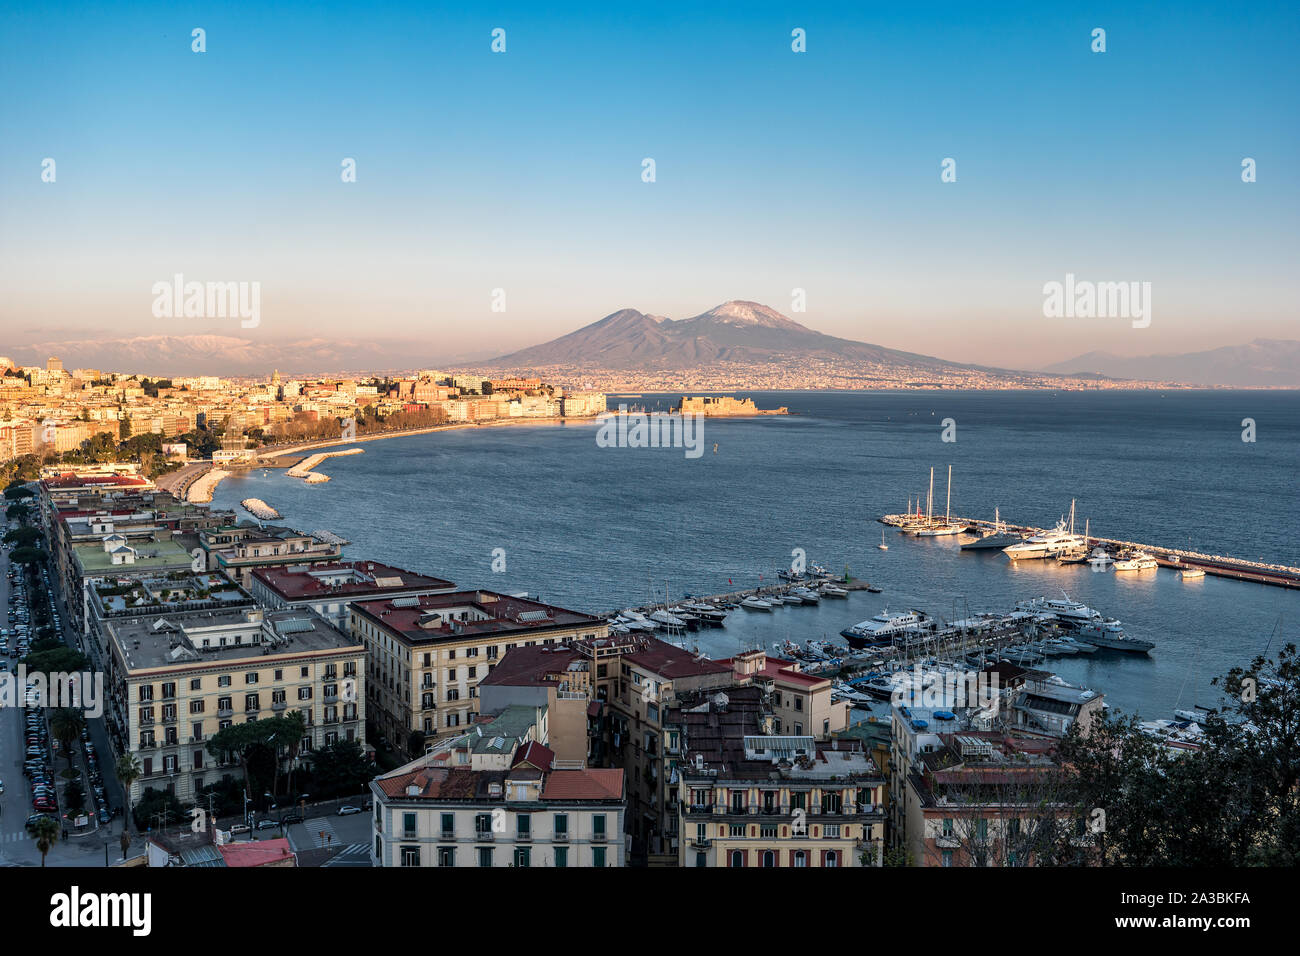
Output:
2,1,1297,369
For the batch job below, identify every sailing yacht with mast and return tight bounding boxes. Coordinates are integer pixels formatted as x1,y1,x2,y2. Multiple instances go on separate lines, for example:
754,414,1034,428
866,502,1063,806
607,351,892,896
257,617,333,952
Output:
915,465,965,536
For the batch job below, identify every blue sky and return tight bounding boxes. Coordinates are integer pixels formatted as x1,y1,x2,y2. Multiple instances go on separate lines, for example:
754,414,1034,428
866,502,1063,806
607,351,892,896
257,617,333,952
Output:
1,0,1296,368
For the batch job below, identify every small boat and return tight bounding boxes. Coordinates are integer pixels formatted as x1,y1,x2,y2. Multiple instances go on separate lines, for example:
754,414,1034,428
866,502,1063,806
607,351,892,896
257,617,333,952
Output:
878,530,888,551
819,584,848,598
649,609,688,632
1174,706,1213,723
792,587,821,604
767,594,787,606
740,597,773,611
780,592,805,605
1086,546,1114,569
1180,568,1206,580
1113,551,1158,572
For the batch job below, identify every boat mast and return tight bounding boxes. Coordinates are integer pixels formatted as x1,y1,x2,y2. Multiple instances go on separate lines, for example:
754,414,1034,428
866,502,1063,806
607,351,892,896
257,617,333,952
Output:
945,464,952,525
927,467,934,527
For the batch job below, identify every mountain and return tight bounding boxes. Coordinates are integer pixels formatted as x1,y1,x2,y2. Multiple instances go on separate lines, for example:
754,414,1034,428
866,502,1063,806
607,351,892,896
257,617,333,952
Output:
483,300,979,372
1043,339,1300,388
5,335,469,378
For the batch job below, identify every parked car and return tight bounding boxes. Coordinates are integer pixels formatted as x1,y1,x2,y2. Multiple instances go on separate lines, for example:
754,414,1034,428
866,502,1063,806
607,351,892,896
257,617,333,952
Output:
256,819,280,830
337,805,363,816
228,823,251,835
280,811,304,825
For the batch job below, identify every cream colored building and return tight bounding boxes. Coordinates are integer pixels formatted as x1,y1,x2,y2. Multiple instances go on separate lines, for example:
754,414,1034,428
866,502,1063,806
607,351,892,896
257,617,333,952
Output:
350,591,607,757
104,606,365,806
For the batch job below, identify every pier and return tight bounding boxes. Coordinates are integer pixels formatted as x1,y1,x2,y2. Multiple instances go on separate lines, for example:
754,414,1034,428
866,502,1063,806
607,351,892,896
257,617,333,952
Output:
882,514,1300,590
609,578,878,618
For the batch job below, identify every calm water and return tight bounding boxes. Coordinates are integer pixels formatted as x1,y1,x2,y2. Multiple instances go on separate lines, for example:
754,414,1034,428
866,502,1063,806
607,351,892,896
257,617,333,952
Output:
211,390,1300,718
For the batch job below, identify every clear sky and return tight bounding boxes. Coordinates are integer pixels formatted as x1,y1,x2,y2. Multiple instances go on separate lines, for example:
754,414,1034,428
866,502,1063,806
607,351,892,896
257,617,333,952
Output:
1,0,1296,369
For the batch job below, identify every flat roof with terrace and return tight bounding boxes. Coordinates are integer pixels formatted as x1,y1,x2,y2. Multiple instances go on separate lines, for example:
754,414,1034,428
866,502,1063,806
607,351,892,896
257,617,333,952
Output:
107,606,361,674
251,560,455,603
352,591,605,645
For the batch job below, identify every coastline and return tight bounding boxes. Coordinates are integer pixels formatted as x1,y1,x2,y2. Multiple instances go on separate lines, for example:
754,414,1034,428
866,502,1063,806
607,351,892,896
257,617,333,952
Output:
192,416,603,503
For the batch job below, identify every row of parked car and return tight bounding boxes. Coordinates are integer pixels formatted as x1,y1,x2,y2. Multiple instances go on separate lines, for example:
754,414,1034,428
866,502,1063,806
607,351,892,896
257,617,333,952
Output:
24,705,58,826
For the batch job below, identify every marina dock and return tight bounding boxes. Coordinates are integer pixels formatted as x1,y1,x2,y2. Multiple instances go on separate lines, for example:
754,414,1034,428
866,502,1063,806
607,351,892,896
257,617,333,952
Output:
882,513,1300,590
609,578,878,619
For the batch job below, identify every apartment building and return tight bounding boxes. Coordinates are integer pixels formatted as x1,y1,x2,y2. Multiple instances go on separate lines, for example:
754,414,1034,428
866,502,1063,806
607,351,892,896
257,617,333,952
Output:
476,643,600,765
249,560,456,631
673,686,886,867
900,732,1071,867
196,523,343,586
350,591,607,755
103,605,365,806
371,709,624,868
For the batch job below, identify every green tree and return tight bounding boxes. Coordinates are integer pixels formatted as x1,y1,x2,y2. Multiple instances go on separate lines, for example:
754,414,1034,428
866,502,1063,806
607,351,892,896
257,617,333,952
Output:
3,526,41,547
49,708,86,771
27,815,60,867
115,753,142,833
6,502,31,524
3,483,34,500
65,777,86,814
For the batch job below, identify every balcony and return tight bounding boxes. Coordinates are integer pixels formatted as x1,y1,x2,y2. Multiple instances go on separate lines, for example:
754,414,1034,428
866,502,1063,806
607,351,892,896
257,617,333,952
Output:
690,837,712,849
590,832,608,844
685,804,714,815
552,832,569,843
474,831,495,842
217,707,233,718
271,700,287,711
439,830,455,841
402,830,418,840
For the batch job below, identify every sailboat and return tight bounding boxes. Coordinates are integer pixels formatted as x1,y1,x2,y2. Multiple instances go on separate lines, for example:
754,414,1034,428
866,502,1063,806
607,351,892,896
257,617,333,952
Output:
961,507,1023,550
878,529,888,551
915,465,964,536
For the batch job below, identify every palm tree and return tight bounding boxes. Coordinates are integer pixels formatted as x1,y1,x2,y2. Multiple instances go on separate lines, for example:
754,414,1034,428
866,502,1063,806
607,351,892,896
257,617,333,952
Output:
115,752,142,833
49,708,85,771
28,815,60,867
279,711,308,799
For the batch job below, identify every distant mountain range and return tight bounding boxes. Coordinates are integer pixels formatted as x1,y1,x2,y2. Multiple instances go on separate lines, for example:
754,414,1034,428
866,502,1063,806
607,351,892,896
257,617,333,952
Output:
1043,339,1300,388
483,300,993,374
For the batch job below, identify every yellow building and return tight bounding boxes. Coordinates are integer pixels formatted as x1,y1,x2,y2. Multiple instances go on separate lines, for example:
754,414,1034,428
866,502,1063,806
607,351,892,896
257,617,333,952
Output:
350,591,607,756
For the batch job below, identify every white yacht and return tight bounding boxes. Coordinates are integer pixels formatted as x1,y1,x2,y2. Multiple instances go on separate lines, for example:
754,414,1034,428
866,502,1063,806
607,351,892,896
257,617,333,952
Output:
1043,592,1103,624
1086,546,1114,568
792,587,821,604
1113,551,1158,572
1179,567,1206,580
819,584,849,598
740,596,773,611
1002,520,1087,561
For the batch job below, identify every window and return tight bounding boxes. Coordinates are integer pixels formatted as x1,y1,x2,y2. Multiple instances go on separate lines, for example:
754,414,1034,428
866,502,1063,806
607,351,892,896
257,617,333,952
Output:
942,818,954,837
729,850,744,868
273,669,283,681
941,850,953,867
592,847,607,868
468,666,476,680
517,815,530,840
554,846,568,868
189,700,204,714
474,813,492,836
244,693,260,712
300,666,309,678
245,672,259,685
793,850,807,868
447,668,456,682
514,847,530,867
478,847,493,867
437,846,455,867
403,812,417,838
592,814,606,840
400,845,420,867
189,678,202,691
440,813,455,837
218,675,231,688
794,696,803,711
762,850,776,867
825,850,839,868
695,852,706,868
554,813,568,838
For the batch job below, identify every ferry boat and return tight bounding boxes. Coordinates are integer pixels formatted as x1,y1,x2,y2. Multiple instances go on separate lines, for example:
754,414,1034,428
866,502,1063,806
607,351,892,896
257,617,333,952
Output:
1113,551,1158,572
839,609,934,649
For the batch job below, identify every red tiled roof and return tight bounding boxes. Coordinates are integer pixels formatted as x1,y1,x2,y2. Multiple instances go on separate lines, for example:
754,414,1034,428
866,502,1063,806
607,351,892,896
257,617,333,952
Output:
477,643,581,687
218,838,296,867
540,768,624,802
716,655,829,688
513,741,555,772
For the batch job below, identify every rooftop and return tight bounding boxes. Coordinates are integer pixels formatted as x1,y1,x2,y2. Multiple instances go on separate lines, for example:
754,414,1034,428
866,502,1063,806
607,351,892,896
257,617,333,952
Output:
353,591,604,643
73,536,192,573
252,560,454,601
107,606,360,673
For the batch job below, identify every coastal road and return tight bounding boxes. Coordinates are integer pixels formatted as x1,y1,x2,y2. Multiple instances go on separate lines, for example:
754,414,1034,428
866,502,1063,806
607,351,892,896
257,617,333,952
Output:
154,460,210,498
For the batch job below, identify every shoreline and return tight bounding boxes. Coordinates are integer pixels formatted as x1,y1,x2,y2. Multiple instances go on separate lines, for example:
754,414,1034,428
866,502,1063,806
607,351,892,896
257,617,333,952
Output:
191,417,603,503
255,415,595,462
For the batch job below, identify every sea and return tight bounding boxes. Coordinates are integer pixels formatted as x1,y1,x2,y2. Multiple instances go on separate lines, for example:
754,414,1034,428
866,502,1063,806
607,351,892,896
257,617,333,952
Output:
209,390,1300,720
